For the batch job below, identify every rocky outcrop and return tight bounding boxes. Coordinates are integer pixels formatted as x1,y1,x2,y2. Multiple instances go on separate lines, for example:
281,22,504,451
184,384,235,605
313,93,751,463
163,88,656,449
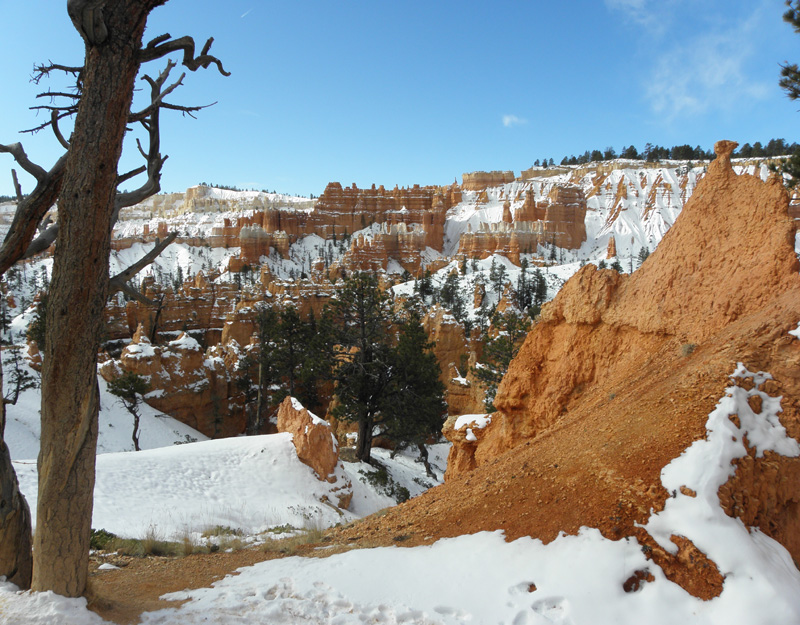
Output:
310,182,451,252
442,413,492,475
436,141,800,596
606,235,617,259
99,327,243,437
421,307,485,414
277,397,352,508
277,397,340,480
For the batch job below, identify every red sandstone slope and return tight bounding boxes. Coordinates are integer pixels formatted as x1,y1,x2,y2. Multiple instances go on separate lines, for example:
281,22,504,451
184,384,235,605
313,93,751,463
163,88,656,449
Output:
333,141,800,598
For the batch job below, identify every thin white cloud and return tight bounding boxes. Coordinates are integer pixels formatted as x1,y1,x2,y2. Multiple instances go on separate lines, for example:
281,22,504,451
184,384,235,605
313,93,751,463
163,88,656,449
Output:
604,0,657,28
644,9,771,120
502,114,527,128
605,0,684,36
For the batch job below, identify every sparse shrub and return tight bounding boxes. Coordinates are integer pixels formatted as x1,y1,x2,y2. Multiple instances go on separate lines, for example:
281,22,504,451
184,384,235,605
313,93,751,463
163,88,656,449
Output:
142,525,178,557
261,526,325,555
681,343,696,357
180,535,197,557
90,528,117,551
359,463,410,503
202,525,243,538
106,537,145,557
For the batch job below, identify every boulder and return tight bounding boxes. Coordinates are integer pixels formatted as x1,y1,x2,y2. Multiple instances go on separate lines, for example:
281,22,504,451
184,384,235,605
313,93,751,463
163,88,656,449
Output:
277,396,339,483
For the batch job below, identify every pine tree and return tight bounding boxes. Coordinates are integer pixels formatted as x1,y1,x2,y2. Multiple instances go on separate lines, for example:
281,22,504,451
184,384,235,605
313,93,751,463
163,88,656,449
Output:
637,246,650,267
297,307,334,414
330,272,395,463
107,371,150,452
532,266,547,313
379,308,446,453
472,311,531,412
515,258,532,311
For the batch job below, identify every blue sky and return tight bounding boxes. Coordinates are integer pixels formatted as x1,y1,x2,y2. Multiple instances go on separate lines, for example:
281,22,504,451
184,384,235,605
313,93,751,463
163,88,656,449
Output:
0,0,798,197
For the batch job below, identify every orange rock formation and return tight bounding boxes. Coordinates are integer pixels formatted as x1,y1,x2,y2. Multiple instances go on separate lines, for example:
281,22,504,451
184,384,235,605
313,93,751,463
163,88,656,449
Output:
457,183,587,262
100,328,244,438
277,397,339,481
276,397,352,508
461,171,516,191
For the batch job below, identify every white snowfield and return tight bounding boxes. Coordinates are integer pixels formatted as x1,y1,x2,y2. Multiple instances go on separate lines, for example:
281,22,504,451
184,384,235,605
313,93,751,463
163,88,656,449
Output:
3,358,800,624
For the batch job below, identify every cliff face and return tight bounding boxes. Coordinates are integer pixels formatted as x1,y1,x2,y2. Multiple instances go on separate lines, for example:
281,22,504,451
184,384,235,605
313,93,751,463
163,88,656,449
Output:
484,143,798,452
347,141,800,599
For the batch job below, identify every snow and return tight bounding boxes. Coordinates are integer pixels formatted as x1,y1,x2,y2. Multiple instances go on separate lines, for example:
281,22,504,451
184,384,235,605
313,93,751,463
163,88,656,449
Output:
454,413,491,431
168,333,201,351
15,434,357,540
290,397,327,427
4,363,799,624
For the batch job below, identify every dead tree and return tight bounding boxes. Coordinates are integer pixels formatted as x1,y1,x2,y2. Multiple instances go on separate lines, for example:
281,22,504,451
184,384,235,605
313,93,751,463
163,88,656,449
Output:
0,0,228,596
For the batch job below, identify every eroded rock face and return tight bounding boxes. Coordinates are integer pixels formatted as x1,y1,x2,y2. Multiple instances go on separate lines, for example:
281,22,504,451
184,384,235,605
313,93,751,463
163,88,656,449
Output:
440,140,800,597
277,396,340,481
606,235,617,259
457,182,587,260
276,397,351,508
99,327,244,437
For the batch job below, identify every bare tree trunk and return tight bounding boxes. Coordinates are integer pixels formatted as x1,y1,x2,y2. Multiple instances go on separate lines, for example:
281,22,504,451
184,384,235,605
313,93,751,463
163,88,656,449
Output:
0,367,32,588
356,416,374,464
32,2,153,597
417,442,435,479
132,409,141,451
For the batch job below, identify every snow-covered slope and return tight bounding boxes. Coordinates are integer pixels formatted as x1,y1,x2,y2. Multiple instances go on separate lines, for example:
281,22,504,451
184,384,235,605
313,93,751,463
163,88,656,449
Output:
4,355,206,461
3,361,799,624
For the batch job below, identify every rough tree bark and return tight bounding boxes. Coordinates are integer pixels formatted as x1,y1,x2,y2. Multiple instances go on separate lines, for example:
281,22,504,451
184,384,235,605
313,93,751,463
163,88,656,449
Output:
31,1,227,597
33,1,160,597
0,368,32,588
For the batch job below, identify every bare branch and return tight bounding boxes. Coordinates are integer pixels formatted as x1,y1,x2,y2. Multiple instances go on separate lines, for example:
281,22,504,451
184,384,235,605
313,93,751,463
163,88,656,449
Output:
22,223,58,260
23,110,77,136
50,111,70,150
35,91,81,101
31,62,83,85
144,33,171,49
112,280,158,306
0,153,67,275
0,143,48,182
139,35,231,76
118,165,146,186
108,232,178,304
113,63,181,218
11,170,22,202
128,62,183,122
157,102,213,118
38,214,53,233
